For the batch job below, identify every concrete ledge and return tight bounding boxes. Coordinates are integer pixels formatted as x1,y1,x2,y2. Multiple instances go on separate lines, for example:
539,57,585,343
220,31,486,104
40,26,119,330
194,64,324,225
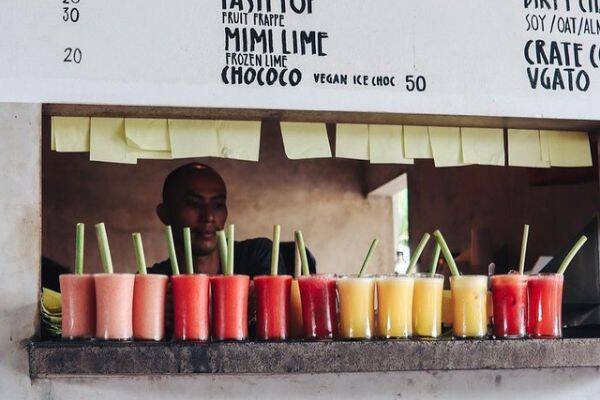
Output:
28,338,600,378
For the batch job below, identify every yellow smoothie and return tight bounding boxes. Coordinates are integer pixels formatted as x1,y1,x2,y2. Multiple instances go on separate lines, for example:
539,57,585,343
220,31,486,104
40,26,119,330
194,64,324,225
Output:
450,275,488,338
376,275,414,339
337,276,375,339
412,274,444,338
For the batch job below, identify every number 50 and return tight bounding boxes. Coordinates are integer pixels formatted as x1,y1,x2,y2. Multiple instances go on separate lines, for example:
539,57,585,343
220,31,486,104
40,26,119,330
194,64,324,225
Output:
406,75,426,92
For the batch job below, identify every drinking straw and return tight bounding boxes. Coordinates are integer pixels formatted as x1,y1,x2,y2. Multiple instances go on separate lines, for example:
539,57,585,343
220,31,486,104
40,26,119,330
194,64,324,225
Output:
183,227,194,275
358,239,379,277
95,223,114,274
294,231,310,276
164,226,180,276
429,242,441,276
226,224,235,276
216,230,228,274
518,224,530,275
406,233,431,274
294,243,301,279
557,235,588,275
132,233,147,275
432,230,460,277
270,225,281,276
75,223,84,275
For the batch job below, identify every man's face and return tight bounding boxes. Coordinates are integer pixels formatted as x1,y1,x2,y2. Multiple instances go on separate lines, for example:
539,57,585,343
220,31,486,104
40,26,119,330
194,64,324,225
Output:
159,170,228,256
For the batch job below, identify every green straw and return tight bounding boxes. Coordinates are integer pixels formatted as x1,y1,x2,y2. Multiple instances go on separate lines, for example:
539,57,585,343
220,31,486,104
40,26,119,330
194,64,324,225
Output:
226,224,235,276
217,230,228,274
518,224,530,275
75,223,84,275
295,231,309,276
183,227,194,275
358,239,379,277
132,233,147,275
557,235,588,275
95,223,114,274
429,242,441,276
294,244,301,279
164,226,180,276
406,233,431,274
270,225,281,276
433,230,460,277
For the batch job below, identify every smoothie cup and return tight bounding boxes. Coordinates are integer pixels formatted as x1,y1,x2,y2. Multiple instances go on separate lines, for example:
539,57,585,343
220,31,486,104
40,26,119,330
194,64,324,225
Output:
133,274,168,341
376,275,414,339
338,275,375,340
94,273,135,340
298,274,338,340
60,274,96,339
412,273,444,338
171,274,210,341
211,274,250,341
288,279,303,339
450,275,488,338
491,274,527,339
527,273,564,339
254,275,292,341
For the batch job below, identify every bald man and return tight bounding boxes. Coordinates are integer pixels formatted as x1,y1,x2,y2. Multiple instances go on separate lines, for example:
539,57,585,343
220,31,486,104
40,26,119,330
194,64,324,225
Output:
149,162,285,276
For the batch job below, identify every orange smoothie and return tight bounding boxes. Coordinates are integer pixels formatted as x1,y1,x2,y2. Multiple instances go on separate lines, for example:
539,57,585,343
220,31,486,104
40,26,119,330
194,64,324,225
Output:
412,273,444,338
288,279,303,339
133,274,168,341
376,275,414,339
94,273,135,340
337,276,375,339
60,274,96,339
450,275,488,338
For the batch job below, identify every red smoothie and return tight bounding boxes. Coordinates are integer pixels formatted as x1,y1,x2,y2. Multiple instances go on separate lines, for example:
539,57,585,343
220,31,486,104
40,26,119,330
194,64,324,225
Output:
254,275,292,341
133,274,168,341
171,274,210,341
491,274,527,338
297,274,338,340
211,275,250,341
527,273,564,338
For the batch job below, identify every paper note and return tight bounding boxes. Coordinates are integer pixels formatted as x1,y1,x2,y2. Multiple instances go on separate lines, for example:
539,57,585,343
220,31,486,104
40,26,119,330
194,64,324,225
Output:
90,118,137,164
280,122,331,159
335,123,369,160
428,126,466,167
216,120,261,161
168,119,219,159
540,130,551,162
368,124,414,164
51,116,90,152
507,129,549,168
545,130,592,167
128,149,172,160
403,125,432,159
124,118,170,151
461,127,505,166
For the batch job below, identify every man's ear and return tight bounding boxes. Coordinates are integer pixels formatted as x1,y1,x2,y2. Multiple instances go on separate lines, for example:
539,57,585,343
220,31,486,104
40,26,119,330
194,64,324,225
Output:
156,203,169,225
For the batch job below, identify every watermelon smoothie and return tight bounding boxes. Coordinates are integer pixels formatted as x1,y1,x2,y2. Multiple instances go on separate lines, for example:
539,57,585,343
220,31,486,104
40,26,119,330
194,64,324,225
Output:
60,274,96,339
171,274,210,341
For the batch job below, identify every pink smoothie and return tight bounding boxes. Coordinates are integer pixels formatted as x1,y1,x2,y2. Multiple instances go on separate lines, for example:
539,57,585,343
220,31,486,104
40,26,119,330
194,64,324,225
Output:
60,274,96,339
94,273,135,340
133,274,168,341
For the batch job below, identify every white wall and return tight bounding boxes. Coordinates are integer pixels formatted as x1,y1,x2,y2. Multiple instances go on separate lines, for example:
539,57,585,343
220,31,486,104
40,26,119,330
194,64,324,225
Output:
2,102,600,400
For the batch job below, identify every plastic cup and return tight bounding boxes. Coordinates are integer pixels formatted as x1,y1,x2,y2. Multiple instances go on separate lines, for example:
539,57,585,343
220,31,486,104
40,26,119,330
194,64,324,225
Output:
254,275,292,341
337,275,375,340
171,274,210,341
297,274,338,340
412,273,444,338
132,274,168,341
491,274,528,339
288,279,303,339
376,275,414,339
450,275,488,338
527,273,564,339
211,275,250,341
94,273,135,340
60,274,96,339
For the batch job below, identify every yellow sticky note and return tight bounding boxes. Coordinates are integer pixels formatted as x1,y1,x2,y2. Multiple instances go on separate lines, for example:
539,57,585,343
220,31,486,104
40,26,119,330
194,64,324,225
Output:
216,120,261,161
128,149,172,160
545,130,592,167
461,128,505,166
168,119,219,159
280,122,331,159
124,118,170,151
540,130,551,162
428,126,466,167
51,125,56,151
403,126,432,159
90,118,137,164
336,124,369,160
368,125,413,164
51,116,90,152
507,129,549,168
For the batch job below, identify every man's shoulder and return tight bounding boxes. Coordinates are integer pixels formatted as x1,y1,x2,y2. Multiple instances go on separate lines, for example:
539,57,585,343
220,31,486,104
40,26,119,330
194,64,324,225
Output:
148,259,172,276
235,237,273,250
